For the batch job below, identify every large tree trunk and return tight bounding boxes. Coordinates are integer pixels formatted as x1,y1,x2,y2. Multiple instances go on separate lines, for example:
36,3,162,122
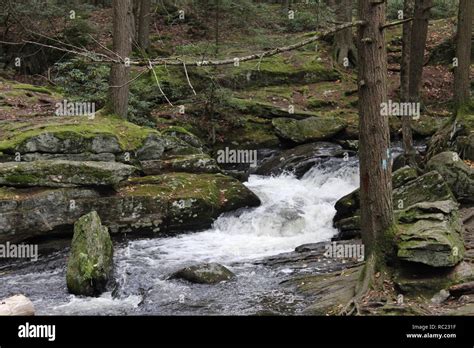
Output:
400,0,416,164
334,0,357,66
109,0,133,119
137,0,151,52
357,0,394,278
454,0,473,109
408,0,433,104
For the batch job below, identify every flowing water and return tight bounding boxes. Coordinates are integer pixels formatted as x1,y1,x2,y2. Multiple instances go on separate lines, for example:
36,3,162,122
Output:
0,157,359,315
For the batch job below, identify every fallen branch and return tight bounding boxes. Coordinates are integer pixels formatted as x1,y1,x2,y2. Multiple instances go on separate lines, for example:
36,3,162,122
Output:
380,18,413,30
1,20,366,68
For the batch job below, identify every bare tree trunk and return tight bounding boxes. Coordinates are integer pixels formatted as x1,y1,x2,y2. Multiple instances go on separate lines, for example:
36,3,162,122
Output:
109,0,133,119
334,0,357,66
357,0,394,274
137,0,151,52
408,0,433,104
454,0,473,109
400,0,416,164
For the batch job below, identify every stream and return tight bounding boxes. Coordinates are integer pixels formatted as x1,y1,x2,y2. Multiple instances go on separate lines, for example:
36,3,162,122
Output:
0,157,359,315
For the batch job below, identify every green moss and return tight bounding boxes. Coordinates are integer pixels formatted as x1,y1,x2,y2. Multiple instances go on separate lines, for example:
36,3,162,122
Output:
12,83,54,95
4,173,40,185
0,114,157,152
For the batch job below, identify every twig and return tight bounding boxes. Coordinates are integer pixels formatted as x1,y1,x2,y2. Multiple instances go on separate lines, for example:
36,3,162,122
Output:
181,60,197,96
148,60,173,107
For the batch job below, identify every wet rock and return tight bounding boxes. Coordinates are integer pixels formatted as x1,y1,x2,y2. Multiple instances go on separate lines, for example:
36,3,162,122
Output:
426,151,474,203
0,160,137,188
282,266,361,315
333,216,361,240
171,263,235,284
272,117,347,144
66,211,114,296
256,142,346,177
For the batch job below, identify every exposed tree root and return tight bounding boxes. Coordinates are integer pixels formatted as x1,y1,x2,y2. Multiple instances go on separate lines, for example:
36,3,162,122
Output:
338,254,376,316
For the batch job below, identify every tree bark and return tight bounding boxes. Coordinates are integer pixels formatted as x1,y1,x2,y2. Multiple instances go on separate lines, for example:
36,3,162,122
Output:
109,0,133,119
400,0,416,164
137,0,151,52
408,0,433,104
334,0,357,66
454,0,473,109
357,0,395,268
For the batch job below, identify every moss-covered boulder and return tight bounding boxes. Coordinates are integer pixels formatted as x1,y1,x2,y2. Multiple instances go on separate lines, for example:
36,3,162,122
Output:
426,151,474,203
0,115,156,155
392,171,454,208
333,171,456,241
122,173,260,231
392,166,419,189
171,263,235,284
0,160,137,187
213,52,341,89
0,173,260,243
66,211,113,296
396,212,464,267
141,154,221,175
410,116,447,137
15,131,121,155
214,115,281,150
136,133,202,161
272,117,347,143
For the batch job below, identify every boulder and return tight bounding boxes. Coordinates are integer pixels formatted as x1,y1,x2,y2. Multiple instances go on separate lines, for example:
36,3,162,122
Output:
272,117,347,143
0,295,35,316
396,216,464,267
392,166,418,189
15,131,121,154
333,166,420,228
136,133,202,161
0,160,137,188
171,263,235,284
0,173,261,243
66,211,113,296
256,142,347,177
426,151,474,203
141,154,221,175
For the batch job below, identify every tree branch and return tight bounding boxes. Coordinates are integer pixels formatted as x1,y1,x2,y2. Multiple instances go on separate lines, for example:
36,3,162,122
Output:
380,18,413,30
